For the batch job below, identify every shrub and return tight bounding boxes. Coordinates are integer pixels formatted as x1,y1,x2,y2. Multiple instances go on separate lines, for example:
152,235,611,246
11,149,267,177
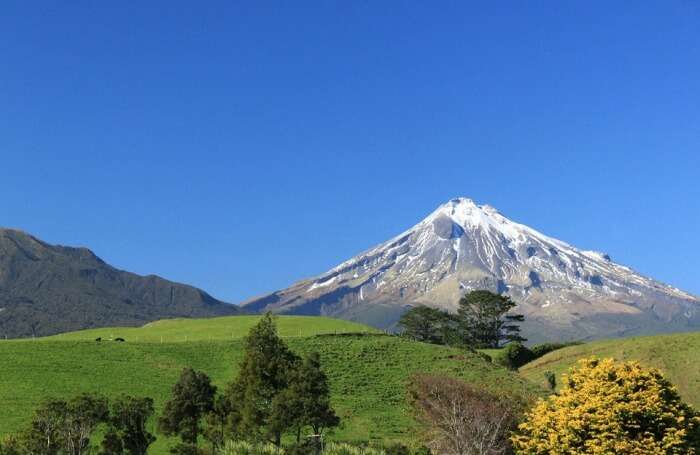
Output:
323,443,385,455
528,341,581,359
0,436,21,455
222,440,286,455
409,374,518,455
512,357,700,454
497,342,535,370
383,443,410,455
543,371,556,391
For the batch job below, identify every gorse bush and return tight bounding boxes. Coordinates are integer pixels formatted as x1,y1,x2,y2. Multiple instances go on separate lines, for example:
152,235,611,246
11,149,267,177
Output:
512,357,700,454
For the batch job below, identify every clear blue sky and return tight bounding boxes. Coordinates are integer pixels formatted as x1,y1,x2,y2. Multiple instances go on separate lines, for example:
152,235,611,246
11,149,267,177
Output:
2,2,699,302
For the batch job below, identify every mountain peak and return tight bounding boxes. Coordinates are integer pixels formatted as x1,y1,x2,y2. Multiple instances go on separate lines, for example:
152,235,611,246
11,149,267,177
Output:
244,200,700,343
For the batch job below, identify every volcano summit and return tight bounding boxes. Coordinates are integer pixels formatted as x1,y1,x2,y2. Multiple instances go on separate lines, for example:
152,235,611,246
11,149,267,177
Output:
244,198,700,343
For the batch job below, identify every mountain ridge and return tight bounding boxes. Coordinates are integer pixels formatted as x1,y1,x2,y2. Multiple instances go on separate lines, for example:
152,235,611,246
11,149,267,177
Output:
0,228,242,338
243,198,700,343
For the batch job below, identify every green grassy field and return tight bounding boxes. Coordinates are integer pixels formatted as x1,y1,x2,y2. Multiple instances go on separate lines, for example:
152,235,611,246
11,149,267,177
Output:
519,331,700,407
0,316,540,453
43,315,379,342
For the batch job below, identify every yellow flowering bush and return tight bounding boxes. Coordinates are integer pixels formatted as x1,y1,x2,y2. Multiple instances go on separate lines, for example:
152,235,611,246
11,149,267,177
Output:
512,357,700,454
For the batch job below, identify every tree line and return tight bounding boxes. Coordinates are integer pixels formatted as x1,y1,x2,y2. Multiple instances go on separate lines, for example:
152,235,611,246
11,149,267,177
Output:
157,313,339,454
0,314,340,455
0,395,155,455
398,290,525,349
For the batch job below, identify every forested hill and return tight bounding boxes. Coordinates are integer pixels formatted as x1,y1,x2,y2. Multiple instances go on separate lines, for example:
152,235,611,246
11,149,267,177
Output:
0,228,241,338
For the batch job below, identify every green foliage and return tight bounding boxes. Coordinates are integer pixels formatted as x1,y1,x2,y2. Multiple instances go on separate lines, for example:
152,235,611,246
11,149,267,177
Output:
0,436,22,455
456,290,525,348
496,342,535,370
543,371,556,391
382,443,410,455
226,313,301,444
158,368,216,446
13,393,110,455
103,395,156,455
221,440,285,455
528,341,581,359
166,443,202,455
322,443,385,455
0,323,540,453
219,441,394,455
398,307,456,345
270,352,340,444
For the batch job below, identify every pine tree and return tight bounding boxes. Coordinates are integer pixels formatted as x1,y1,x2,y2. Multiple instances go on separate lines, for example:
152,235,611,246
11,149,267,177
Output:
158,368,216,450
457,290,525,348
225,313,300,445
398,306,457,345
271,352,340,447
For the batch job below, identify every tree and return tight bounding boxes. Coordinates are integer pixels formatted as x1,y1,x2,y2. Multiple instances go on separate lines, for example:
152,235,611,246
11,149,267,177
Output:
225,312,300,445
203,395,231,454
14,394,109,455
512,357,700,454
399,306,457,345
158,368,216,450
270,352,340,448
496,342,534,370
409,374,518,455
22,399,68,455
62,394,110,455
0,436,22,455
102,396,155,455
457,290,525,348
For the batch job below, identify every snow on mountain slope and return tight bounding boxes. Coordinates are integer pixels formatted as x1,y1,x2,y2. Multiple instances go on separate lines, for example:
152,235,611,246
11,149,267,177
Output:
243,198,700,343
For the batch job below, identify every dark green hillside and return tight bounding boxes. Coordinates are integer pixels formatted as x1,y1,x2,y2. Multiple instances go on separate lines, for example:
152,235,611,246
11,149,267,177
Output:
0,228,241,338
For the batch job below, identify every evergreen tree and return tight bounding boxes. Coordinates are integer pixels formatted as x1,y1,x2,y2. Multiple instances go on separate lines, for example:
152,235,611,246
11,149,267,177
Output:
225,313,300,445
102,396,155,455
457,290,525,348
270,352,340,447
158,368,216,450
203,395,231,454
398,306,457,345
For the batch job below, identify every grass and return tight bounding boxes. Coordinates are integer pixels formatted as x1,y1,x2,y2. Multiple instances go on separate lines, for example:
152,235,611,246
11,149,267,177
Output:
519,331,700,407
0,316,540,453
43,315,379,342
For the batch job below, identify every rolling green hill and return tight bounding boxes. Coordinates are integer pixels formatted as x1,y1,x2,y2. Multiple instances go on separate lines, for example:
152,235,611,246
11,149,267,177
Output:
43,315,379,342
519,331,700,407
0,315,540,453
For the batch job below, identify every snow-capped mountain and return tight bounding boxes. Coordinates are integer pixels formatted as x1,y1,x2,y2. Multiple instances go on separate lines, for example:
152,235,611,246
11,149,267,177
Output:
243,198,700,343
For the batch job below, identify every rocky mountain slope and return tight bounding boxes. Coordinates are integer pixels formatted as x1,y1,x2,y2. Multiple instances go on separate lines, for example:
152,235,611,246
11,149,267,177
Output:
244,198,700,343
0,228,241,338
